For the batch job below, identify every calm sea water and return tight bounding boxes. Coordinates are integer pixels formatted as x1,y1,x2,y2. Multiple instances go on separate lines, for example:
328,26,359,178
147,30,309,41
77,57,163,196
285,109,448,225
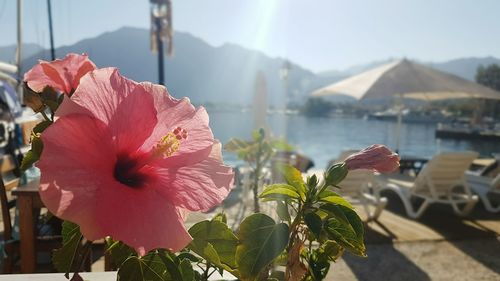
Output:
208,110,499,169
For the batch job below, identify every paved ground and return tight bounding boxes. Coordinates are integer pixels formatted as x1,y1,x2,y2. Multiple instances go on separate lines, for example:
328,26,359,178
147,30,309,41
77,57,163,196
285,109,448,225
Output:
329,238,500,281
324,187,500,281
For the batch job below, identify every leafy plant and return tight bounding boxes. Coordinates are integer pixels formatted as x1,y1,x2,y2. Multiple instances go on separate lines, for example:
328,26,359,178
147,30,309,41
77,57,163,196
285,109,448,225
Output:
260,163,365,280
52,163,364,281
224,128,294,212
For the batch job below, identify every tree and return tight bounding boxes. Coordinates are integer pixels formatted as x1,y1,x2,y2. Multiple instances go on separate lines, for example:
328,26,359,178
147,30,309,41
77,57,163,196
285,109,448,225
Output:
302,97,333,117
476,64,500,91
475,64,500,119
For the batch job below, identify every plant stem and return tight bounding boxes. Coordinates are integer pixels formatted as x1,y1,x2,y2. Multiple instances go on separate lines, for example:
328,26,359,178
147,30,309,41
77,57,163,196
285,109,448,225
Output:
202,261,211,280
285,198,309,280
40,110,51,122
50,108,55,120
253,137,264,213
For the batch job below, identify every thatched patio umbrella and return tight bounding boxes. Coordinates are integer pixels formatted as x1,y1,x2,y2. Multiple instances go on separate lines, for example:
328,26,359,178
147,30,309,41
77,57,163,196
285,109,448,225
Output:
311,59,500,151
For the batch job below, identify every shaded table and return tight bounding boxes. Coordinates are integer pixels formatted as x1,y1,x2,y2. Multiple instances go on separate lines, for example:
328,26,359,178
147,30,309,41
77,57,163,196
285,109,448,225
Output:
11,181,44,273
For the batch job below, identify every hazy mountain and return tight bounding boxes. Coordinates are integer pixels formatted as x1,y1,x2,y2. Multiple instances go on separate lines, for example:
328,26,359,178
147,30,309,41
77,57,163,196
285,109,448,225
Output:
5,28,500,105
19,27,317,106
0,43,45,64
429,56,500,81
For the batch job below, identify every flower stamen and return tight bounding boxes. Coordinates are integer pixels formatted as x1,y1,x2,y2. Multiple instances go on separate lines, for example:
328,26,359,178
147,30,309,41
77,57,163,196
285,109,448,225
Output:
153,127,188,157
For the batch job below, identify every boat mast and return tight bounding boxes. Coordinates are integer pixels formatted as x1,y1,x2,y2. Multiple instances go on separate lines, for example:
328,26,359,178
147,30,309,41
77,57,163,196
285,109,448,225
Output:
47,0,56,60
16,0,22,100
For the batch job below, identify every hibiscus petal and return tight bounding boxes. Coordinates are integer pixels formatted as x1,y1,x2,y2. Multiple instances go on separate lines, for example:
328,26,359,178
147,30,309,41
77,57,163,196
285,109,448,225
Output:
71,68,136,124
136,83,215,166
38,113,192,253
24,63,69,94
37,114,117,240
24,53,96,94
140,82,183,108
149,106,215,168
55,95,93,118
154,142,234,212
110,85,158,153
71,68,157,153
96,185,192,255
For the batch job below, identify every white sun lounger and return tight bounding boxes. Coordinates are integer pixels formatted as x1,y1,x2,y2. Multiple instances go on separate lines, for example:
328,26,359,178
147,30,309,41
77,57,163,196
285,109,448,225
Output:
330,150,388,221
381,151,479,219
466,173,500,213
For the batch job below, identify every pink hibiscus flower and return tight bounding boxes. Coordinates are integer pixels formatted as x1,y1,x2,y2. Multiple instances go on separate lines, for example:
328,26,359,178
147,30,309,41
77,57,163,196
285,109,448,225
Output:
37,68,234,255
344,144,400,173
24,53,96,95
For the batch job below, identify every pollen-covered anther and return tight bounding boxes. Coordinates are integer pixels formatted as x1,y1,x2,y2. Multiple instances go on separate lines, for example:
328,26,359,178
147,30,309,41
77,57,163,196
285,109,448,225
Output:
173,126,188,140
153,128,188,157
154,133,180,157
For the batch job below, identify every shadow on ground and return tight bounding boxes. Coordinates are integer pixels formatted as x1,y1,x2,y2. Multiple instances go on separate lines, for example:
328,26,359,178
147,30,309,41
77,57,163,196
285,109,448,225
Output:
380,190,500,275
342,226,432,281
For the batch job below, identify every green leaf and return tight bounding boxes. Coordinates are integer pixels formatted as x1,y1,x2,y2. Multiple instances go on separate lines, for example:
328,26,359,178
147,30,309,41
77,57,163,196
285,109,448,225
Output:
117,254,171,281
276,165,306,200
188,219,238,270
275,201,291,223
177,252,201,263
157,251,184,281
224,138,252,152
179,258,195,281
318,240,343,262
320,204,365,256
304,212,323,237
212,213,227,224
20,136,44,171
20,150,38,171
224,138,260,162
251,128,265,142
308,254,331,281
259,184,300,201
188,240,226,272
317,189,354,209
236,213,289,281
52,221,83,278
32,120,52,134
105,238,137,268
114,250,195,281
324,163,348,187
269,138,295,152
307,174,319,189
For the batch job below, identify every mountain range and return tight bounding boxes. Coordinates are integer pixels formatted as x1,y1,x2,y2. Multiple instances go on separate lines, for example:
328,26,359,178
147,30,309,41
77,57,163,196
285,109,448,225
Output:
1,27,499,106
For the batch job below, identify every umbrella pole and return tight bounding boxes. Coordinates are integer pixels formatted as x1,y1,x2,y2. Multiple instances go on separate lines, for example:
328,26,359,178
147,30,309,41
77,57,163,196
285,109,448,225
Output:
395,93,403,153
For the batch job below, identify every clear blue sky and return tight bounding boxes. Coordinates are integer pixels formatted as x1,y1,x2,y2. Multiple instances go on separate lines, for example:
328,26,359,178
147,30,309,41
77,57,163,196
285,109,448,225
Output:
1,0,499,72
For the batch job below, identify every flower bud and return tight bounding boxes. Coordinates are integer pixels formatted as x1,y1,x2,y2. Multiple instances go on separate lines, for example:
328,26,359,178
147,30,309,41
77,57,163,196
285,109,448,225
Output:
344,144,400,173
324,163,348,186
307,174,319,188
